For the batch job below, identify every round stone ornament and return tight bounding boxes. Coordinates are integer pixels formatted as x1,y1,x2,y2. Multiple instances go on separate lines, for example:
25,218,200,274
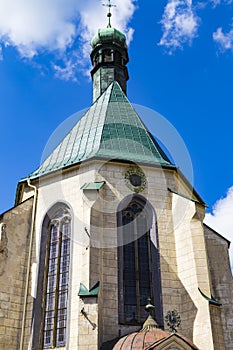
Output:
125,166,147,193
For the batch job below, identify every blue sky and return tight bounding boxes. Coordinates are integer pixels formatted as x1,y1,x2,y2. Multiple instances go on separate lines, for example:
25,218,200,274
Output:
1,0,233,264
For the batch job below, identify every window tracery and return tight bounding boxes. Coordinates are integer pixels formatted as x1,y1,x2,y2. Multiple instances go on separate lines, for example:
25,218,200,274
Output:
43,208,71,349
118,197,163,325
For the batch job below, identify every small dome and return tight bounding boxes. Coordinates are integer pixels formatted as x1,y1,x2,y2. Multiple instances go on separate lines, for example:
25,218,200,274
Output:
112,315,169,350
91,27,127,49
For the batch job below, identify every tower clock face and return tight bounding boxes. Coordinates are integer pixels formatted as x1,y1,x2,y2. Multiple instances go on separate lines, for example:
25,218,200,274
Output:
125,166,147,193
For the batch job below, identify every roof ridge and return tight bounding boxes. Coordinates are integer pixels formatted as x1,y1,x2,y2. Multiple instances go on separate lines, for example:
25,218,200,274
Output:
28,83,114,178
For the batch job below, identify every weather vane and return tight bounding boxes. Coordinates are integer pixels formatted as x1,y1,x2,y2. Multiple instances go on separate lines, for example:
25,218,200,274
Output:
102,0,116,28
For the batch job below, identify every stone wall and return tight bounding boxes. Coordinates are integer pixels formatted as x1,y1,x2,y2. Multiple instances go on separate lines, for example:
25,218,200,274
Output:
94,161,216,349
28,163,98,350
0,197,33,350
13,160,232,350
171,194,214,349
204,224,233,350
78,297,98,350
209,304,225,350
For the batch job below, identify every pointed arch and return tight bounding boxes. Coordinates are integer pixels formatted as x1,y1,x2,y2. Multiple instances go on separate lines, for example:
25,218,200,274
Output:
117,195,163,326
32,202,72,349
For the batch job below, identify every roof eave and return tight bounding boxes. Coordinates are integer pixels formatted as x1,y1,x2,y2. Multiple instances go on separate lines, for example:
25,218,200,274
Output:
175,167,206,207
203,223,231,247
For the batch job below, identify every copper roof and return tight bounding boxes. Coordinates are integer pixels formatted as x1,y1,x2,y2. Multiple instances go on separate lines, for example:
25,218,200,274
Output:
28,81,174,180
110,312,200,350
112,315,169,350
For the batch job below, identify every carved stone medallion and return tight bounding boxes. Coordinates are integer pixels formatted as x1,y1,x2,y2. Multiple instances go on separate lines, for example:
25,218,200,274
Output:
124,166,147,193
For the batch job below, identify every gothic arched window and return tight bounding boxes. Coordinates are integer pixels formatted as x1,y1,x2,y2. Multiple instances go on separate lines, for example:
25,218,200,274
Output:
118,196,163,326
42,208,71,349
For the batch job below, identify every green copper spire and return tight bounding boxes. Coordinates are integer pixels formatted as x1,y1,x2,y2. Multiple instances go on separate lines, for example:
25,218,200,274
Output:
102,0,116,28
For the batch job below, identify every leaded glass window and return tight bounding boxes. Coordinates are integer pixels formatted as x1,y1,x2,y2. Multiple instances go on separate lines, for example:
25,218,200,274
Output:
43,209,71,349
118,197,163,325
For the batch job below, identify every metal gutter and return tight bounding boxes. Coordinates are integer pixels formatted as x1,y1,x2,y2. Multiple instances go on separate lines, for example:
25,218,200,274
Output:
168,187,206,206
198,288,222,306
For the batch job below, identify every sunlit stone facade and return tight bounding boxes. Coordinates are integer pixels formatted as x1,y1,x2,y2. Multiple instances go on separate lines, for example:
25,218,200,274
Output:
0,22,233,350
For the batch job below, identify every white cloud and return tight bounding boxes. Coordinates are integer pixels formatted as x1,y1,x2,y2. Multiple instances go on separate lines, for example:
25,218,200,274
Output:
0,0,137,80
211,0,233,51
53,57,79,82
0,0,79,57
211,0,233,6
213,26,233,51
77,0,137,61
204,186,233,270
159,0,200,53
210,0,222,6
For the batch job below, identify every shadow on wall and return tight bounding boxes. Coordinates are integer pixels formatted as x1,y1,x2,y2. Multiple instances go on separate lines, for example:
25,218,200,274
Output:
159,254,198,341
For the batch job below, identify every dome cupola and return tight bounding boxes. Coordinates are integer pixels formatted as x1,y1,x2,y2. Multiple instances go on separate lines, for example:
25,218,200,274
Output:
91,27,127,50
112,300,169,350
101,302,200,350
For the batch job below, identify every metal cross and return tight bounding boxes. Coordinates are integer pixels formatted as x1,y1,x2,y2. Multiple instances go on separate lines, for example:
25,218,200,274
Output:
102,0,116,28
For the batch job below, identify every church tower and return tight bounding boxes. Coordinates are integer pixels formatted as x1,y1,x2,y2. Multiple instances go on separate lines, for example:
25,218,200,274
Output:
0,4,233,350
90,3,129,102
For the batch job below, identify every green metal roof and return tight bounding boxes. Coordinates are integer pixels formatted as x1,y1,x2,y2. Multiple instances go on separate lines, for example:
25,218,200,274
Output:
91,27,127,49
29,82,174,179
78,282,100,297
81,181,105,191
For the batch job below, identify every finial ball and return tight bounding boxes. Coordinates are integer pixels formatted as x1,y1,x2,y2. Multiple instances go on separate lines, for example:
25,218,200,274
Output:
145,297,155,315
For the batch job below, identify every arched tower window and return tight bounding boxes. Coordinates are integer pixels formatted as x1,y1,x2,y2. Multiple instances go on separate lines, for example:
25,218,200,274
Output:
103,48,113,62
118,196,163,326
42,207,71,349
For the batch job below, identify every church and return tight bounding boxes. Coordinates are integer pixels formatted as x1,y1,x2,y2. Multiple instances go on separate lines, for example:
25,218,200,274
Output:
0,7,233,350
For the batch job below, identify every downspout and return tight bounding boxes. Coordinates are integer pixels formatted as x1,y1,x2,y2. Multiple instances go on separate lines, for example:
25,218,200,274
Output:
19,178,38,350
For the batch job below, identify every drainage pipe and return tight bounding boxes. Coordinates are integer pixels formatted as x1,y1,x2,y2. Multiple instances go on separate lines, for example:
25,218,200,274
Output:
19,179,38,350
